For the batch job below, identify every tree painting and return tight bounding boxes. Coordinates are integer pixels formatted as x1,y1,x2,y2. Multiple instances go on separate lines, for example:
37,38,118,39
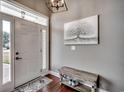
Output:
64,15,98,45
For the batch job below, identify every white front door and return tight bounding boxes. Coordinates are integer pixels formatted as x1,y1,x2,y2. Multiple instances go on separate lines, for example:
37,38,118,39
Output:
14,18,43,87
0,13,14,92
0,13,49,91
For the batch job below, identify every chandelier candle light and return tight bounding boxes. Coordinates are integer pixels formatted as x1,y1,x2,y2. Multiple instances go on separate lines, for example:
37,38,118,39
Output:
51,0,64,10
46,0,68,13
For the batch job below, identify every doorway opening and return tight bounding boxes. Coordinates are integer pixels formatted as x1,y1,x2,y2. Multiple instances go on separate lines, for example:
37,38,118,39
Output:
0,0,49,92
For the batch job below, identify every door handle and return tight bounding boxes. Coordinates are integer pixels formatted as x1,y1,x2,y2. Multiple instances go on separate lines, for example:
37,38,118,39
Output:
16,57,22,60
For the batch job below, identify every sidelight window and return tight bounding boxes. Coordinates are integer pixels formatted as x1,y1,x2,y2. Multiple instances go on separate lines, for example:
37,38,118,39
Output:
2,20,11,84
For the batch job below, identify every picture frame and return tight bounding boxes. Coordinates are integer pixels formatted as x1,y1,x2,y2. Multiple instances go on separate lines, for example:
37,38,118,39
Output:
64,15,99,45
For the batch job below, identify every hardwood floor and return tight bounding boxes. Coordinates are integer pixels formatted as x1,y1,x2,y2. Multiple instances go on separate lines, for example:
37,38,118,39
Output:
38,74,77,92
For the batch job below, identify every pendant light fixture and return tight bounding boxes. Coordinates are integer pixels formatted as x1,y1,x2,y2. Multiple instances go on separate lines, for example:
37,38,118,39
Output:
46,0,68,13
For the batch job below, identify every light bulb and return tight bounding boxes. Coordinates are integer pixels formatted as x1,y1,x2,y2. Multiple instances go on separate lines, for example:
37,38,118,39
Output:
61,0,64,4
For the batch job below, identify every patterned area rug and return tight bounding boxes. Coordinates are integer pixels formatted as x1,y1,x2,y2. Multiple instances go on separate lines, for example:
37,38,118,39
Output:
14,77,52,92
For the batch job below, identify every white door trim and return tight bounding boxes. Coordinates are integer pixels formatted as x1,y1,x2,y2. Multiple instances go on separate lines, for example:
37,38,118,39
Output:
0,13,14,92
0,12,49,91
0,13,3,92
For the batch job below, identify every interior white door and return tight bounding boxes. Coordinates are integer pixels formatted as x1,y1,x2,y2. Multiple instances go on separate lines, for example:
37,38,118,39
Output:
15,18,42,87
0,13,14,92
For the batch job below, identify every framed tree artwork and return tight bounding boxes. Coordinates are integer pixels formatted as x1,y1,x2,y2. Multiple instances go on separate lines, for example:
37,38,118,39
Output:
64,15,99,45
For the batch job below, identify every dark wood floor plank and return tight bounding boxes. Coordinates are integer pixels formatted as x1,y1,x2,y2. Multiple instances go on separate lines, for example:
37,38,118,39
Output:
38,74,76,92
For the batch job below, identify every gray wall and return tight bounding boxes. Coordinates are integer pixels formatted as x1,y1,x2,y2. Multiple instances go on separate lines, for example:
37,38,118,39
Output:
51,0,124,92
13,0,50,16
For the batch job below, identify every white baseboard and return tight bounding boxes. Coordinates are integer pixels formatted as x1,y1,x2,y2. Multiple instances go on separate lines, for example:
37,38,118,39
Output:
49,71,60,78
98,88,108,92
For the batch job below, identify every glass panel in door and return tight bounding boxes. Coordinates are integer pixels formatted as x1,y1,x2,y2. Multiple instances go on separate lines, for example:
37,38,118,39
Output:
2,20,11,84
42,29,47,70
0,13,14,92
